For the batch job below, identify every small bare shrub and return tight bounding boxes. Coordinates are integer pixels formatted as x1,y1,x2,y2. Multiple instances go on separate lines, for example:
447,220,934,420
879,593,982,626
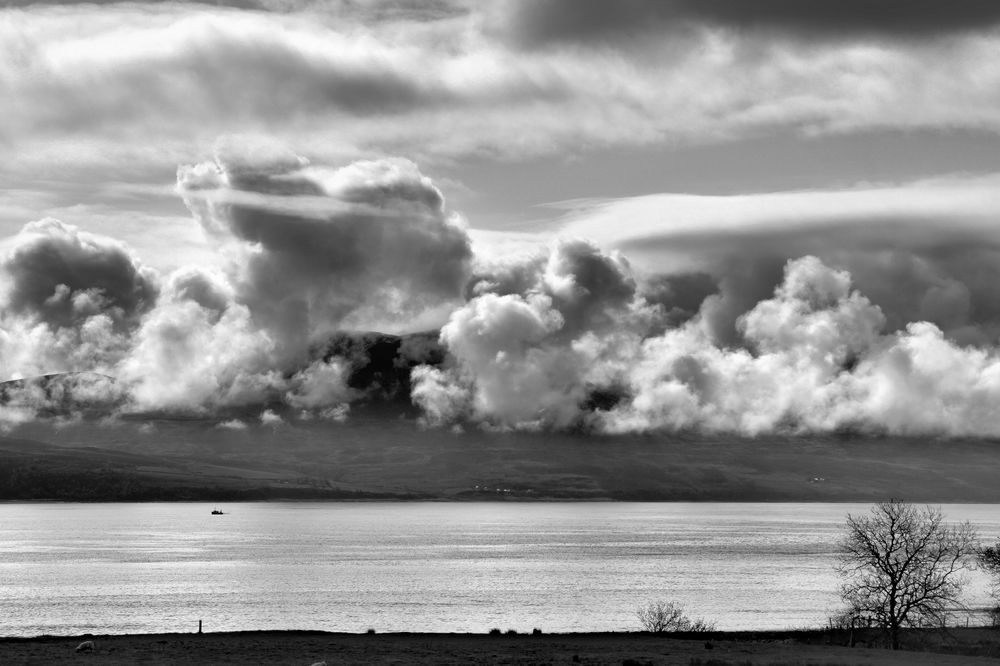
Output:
636,600,716,633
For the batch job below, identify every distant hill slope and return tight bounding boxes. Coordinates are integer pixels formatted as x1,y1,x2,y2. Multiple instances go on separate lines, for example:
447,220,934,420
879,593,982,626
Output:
5,415,1000,502
0,371,123,416
0,432,418,501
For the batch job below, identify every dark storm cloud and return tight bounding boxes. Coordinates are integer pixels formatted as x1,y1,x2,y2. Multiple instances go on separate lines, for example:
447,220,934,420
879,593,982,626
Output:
494,0,1000,46
637,271,718,330
1,219,158,330
614,213,1000,346
177,139,473,348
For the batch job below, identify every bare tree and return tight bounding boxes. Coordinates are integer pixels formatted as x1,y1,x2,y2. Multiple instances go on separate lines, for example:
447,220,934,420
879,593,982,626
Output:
636,600,715,633
836,500,979,650
978,540,1000,625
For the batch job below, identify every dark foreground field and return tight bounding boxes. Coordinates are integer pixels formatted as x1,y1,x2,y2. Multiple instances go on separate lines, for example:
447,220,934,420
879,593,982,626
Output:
5,629,1000,665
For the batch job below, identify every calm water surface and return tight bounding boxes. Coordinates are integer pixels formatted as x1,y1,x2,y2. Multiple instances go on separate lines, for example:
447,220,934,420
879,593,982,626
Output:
1,502,997,636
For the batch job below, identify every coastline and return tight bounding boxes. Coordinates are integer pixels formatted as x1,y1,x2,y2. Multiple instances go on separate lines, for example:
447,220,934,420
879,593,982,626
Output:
3,629,999,665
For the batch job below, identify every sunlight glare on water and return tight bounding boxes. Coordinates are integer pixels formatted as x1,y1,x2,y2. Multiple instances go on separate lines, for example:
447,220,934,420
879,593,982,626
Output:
1,502,997,636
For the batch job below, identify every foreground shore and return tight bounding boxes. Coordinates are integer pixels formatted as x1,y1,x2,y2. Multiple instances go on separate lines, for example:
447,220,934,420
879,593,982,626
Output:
4,629,1000,665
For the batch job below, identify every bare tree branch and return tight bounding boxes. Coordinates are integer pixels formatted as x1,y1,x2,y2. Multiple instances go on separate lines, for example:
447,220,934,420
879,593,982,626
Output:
835,500,978,650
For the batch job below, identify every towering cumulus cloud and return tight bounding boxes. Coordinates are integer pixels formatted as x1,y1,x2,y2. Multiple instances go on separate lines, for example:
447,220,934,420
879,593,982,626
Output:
0,139,472,422
0,219,154,424
414,246,1000,438
127,138,472,413
2,218,157,332
0,219,156,380
177,137,472,348
412,239,657,429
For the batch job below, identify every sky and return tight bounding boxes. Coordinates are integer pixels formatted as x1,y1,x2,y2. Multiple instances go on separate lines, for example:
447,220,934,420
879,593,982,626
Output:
5,0,1000,436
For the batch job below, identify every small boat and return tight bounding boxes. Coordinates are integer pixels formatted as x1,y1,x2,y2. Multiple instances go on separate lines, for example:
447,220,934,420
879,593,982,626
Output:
211,508,224,515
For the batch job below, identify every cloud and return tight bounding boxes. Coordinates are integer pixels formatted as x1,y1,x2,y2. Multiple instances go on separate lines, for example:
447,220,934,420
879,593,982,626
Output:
0,371,122,430
604,257,1000,437
4,8,443,135
414,247,1000,438
0,139,476,421
491,0,1000,47
259,408,283,425
10,135,1000,439
5,0,470,21
115,139,472,413
0,218,158,331
560,177,1000,345
117,291,282,412
412,239,657,429
0,220,156,382
9,0,1000,181
284,357,355,411
178,137,472,344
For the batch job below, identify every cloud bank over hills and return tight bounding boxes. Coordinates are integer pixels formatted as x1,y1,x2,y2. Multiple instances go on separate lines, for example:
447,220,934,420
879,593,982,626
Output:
6,2,1000,439
3,138,1000,438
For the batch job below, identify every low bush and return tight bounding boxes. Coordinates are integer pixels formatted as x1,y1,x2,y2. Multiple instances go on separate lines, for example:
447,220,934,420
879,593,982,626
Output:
636,600,716,633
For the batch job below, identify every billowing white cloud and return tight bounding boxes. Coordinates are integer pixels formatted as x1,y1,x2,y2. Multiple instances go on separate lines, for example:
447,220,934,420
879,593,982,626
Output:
7,135,1000,440
412,241,1000,438
412,239,657,429
0,141,471,423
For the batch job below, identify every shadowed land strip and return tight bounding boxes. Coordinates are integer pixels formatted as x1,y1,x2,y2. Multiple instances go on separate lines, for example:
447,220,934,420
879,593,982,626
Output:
4,420,1000,502
4,629,1000,665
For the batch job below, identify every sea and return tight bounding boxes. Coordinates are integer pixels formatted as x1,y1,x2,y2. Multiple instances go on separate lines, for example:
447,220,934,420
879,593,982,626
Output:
1,502,997,637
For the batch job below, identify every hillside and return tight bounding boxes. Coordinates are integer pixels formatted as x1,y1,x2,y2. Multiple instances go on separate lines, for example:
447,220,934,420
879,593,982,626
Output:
4,410,1000,502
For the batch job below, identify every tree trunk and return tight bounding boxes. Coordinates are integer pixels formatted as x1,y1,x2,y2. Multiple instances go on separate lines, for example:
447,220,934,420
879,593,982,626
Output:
888,589,899,650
